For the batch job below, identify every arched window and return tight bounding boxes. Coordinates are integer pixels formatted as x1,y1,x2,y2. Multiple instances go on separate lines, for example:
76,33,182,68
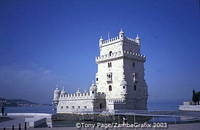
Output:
134,85,137,91
99,103,102,109
109,85,112,91
133,73,138,83
132,62,135,68
108,62,112,68
109,51,112,56
107,73,112,82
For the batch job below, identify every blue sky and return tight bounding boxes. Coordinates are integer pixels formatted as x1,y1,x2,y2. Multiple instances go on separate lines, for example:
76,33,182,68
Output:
0,0,200,104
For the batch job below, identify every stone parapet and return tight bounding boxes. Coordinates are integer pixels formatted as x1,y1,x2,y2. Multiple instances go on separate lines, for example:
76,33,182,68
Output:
59,92,105,100
179,105,200,111
96,50,146,63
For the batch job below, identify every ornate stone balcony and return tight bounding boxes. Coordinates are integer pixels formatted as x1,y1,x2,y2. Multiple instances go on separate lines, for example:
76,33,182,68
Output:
96,50,146,63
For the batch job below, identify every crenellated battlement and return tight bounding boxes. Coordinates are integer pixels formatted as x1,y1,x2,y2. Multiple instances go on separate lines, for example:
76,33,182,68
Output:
123,50,146,61
108,99,125,103
96,50,146,63
100,36,139,47
58,90,106,101
102,36,120,44
96,51,122,62
125,36,138,43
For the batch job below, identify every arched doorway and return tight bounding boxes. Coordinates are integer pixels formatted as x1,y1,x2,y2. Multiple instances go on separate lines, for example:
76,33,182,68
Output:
99,103,102,109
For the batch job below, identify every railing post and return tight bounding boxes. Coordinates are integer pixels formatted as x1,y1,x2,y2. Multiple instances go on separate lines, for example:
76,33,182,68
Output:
18,123,21,130
174,116,176,124
3,128,6,130
24,122,27,130
12,125,14,130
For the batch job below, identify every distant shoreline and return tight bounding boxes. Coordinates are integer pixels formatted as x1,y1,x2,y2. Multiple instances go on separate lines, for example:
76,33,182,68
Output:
4,104,51,107
0,97,51,107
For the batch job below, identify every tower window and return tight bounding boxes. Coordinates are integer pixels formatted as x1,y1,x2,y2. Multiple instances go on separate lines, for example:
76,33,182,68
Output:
134,85,137,91
133,73,138,83
107,73,112,83
96,78,98,81
109,85,112,91
109,51,112,56
61,106,63,109
100,103,102,109
108,62,112,68
84,106,87,109
132,62,135,67
72,106,75,109
78,106,80,109
66,106,69,109
123,86,126,89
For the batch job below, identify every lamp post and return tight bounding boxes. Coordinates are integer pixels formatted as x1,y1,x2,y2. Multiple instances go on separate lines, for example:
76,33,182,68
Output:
0,99,6,116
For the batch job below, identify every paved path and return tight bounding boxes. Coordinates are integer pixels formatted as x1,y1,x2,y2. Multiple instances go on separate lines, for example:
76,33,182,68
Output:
1,123,200,130
0,116,26,128
27,123,200,130
0,113,52,128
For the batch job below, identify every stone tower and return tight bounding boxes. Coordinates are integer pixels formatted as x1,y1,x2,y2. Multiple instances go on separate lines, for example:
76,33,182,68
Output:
95,30,148,111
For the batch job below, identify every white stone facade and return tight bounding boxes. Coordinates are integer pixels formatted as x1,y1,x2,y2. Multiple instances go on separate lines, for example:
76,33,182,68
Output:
53,30,148,113
179,101,200,111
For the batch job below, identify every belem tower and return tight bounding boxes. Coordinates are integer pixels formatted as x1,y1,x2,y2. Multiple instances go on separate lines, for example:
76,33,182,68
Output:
53,30,148,113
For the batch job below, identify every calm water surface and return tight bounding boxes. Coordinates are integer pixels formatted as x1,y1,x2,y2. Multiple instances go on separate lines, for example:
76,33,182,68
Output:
4,101,180,113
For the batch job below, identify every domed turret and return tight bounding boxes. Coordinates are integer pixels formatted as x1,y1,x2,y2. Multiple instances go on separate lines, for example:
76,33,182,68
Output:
119,29,125,40
76,88,80,93
120,77,127,87
53,88,61,105
60,87,66,95
99,36,103,47
120,73,127,100
90,82,97,95
90,83,97,92
135,34,141,44
76,88,81,95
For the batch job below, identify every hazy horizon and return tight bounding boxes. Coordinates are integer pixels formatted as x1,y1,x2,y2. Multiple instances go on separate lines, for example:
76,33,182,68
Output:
0,0,200,104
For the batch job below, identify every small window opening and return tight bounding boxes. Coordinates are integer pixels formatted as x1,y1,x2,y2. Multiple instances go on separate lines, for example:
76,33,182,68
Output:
109,85,112,91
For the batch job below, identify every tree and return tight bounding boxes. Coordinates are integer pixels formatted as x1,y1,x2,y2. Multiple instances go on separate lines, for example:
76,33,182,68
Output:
197,92,200,105
192,90,198,105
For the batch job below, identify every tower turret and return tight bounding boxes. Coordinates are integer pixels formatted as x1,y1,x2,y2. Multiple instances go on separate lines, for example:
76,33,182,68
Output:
119,29,125,40
53,88,61,105
76,88,81,95
99,36,103,47
120,73,127,100
135,34,141,44
60,87,66,95
90,82,97,96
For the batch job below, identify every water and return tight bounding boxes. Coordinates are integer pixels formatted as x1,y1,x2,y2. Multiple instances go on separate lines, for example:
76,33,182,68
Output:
4,102,200,126
4,101,180,113
148,101,180,111
5,105,53,113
